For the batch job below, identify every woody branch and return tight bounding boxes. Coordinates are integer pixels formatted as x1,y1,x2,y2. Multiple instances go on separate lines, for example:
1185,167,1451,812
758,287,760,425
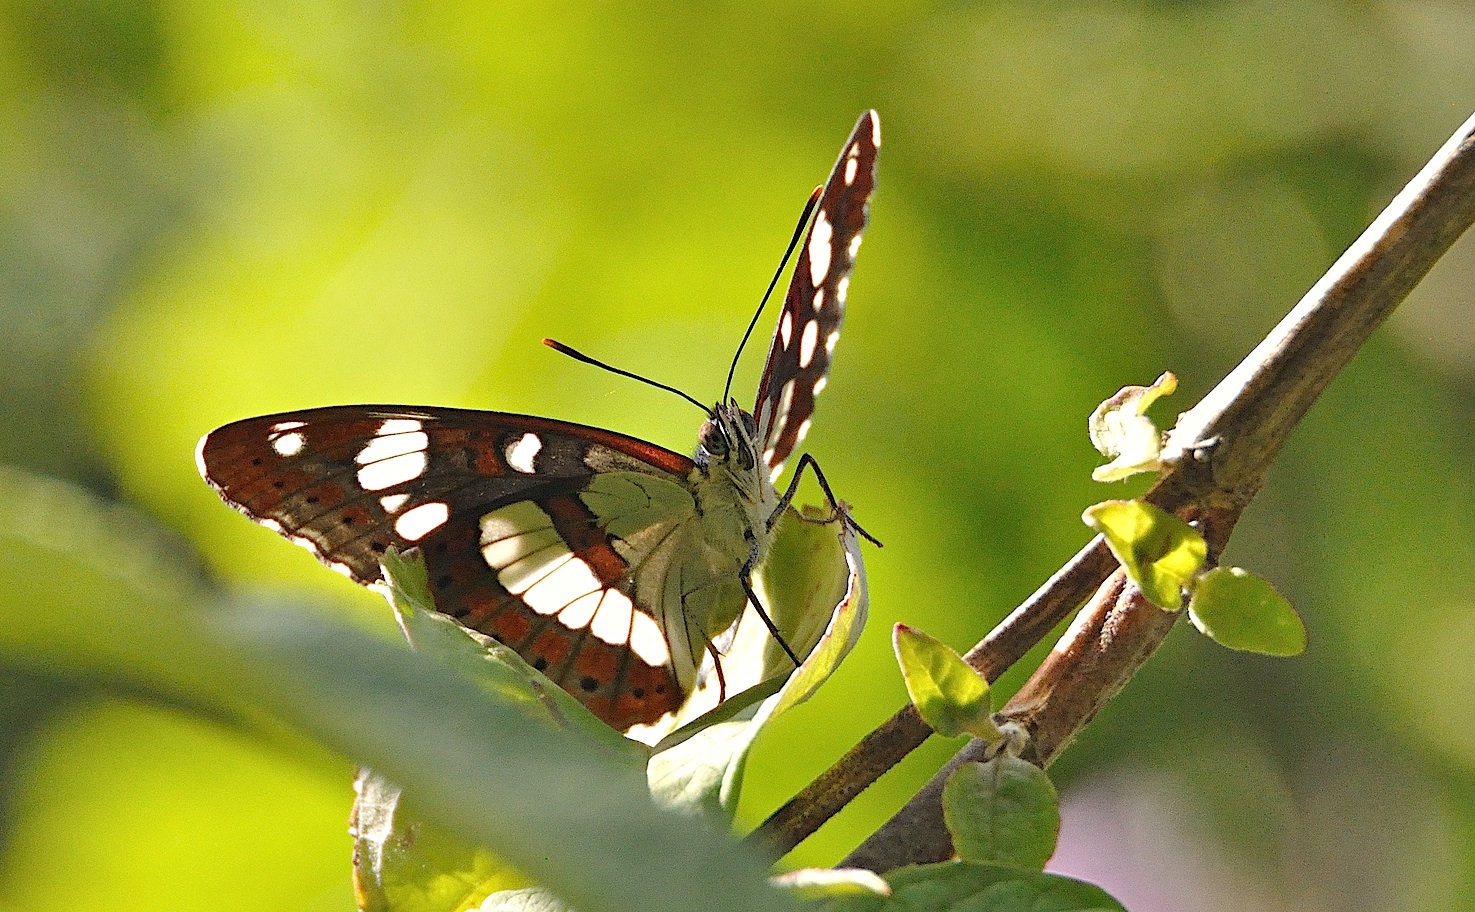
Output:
750,109,1475,868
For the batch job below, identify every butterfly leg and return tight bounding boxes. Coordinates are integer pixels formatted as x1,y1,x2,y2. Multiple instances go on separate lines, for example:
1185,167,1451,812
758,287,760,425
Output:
741,532,803,668
768,452,883,547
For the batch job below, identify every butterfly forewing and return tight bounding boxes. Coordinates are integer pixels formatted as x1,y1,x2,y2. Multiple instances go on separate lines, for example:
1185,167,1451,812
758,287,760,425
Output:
198,405,696,731
754,110,880,478
198,113,880,736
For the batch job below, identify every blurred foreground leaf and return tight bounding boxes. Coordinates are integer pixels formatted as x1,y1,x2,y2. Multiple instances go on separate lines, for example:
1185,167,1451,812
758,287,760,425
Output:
0,466,798,912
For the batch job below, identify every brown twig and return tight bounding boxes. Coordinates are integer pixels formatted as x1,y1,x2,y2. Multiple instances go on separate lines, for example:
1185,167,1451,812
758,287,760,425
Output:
752,109,1475,868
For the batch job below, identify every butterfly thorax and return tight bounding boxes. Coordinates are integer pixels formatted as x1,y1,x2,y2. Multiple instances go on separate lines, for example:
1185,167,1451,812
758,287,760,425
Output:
673,403,780,648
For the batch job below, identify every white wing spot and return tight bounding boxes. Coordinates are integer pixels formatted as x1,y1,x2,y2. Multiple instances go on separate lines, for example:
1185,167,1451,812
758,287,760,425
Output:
270,421,307,433
848,233,863,260
808,209,833,288
395,502,449,541
836,276,849,304
557,590,604,630
795,418,813,444
629,610,670,666
812,288,825,312
329,561,355,578
591,589,634,646
506,433,542,474
871,114,881,147
499,545,572,598
523,556,602,615
356,427,426,463
780,310,793,348
378,418,423,435
762,447,776,465
813,375,828,397
798,319,819,369
844,151,859,186
271,432,305,457
771,378,797,441
825,330,840,354
379,493,410,513
480,502,561,570
355,421,429,490
357,452,427,491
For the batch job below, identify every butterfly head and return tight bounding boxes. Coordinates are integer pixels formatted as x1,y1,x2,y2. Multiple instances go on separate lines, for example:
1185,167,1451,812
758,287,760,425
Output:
695,401,761,475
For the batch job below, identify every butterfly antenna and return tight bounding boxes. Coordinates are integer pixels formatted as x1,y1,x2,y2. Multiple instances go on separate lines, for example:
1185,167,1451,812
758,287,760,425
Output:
543,338,712,416
722,185,823,403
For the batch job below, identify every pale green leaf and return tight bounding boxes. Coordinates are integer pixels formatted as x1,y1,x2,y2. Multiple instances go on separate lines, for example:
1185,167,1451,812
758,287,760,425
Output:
1,467,799,912
1089,372,1178,482
771,867,890,901
1082,500,1206,610
942,759,1060,870
1188,566,1307,656
352,769,534,912
892,625,997,740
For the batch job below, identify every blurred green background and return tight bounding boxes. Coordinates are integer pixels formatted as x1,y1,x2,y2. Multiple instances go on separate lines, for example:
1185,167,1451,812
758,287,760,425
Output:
2,2,1474,910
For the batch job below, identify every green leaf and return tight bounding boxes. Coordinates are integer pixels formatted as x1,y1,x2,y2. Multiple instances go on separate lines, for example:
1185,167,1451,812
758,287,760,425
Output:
647,507,867,817
352,769,534,912
821,861,1126,912
1188,566,1307,656
0,464,260,713
892,625,997,740
1089,372,1177,482
1082,500,1206,610
942,759,1060,870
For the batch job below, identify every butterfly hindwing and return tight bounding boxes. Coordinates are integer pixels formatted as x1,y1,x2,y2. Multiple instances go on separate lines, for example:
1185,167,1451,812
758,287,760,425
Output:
754,110,880,478
197,405,696,730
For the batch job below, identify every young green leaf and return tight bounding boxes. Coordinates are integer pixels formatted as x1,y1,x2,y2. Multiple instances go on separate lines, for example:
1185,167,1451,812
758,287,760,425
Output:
1082,500,1206,610
1188,566,1307,656
942,759,1061,871
893,625,998,741
821,861,1126,912
1089,372,1178,482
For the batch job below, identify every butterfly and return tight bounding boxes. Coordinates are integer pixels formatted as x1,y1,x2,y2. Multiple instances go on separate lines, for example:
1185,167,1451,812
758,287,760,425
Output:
197,111,880,733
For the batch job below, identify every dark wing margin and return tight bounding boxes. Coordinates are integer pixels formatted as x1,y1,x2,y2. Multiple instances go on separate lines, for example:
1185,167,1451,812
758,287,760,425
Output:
196,404,695,731
753,110,880,479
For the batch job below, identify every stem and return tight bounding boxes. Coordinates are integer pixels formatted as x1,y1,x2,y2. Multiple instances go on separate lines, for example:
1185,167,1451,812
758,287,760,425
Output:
755,109,1475,868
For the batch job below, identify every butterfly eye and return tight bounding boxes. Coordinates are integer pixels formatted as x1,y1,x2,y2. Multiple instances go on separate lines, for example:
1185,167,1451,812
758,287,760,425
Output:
698,419,729,458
